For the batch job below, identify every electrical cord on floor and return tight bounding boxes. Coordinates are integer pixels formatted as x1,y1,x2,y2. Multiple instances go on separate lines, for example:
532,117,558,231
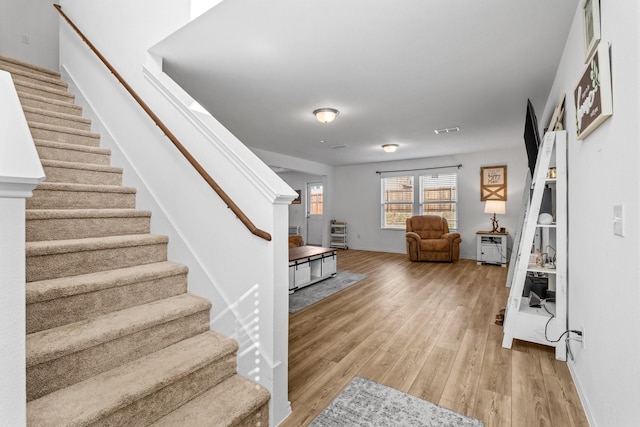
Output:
542,301,582,343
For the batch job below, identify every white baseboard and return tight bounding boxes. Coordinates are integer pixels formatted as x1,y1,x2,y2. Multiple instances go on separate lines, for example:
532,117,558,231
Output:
567,358,595,426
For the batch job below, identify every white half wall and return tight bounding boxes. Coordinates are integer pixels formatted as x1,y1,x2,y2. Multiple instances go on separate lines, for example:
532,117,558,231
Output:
540,1,640,425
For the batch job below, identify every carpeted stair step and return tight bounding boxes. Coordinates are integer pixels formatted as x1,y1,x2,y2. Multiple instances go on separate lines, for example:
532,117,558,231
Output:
0,55,61,79
0,63,68,91
27,208,150,242
12,79,74,103
27,293,212,401
18,91,83,116
40,159,123,185
151,374,270,427
27,182,136,210
27,331,239,426
29,122,100,146
26,234,168,282
26,261,188,333
34,139,111,165
24,105,92,131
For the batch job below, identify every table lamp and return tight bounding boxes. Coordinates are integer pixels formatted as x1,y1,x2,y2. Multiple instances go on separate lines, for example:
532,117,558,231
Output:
485,200,506,232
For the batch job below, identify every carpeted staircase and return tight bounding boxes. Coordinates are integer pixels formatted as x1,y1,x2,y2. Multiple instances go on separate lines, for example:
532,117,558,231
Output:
1,55,270,426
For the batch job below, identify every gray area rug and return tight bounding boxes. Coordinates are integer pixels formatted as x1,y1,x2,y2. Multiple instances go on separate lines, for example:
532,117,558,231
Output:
311,376,484,427
289,271,366,313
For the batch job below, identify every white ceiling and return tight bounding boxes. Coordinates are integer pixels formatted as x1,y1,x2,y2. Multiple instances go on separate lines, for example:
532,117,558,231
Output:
151,0,578,167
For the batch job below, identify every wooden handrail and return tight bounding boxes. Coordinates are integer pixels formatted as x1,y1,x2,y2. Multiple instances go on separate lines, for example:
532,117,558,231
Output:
54,4,272,241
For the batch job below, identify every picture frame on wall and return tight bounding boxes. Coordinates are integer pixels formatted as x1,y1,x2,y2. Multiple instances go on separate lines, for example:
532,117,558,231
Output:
292,190,302,204
575,42,613,140
581,0,601,62
480,165,507,201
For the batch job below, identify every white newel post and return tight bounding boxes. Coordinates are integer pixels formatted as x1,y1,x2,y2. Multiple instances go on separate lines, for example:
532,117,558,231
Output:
0,70,46,424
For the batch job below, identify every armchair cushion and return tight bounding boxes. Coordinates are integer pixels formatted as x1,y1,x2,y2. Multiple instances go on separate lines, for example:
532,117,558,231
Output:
406,215,461,262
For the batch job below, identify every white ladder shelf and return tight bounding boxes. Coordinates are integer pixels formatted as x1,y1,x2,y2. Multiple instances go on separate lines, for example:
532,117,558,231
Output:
502,131,567,360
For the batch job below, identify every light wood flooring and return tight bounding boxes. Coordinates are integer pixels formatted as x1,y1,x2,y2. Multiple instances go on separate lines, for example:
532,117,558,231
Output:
281,250,588,427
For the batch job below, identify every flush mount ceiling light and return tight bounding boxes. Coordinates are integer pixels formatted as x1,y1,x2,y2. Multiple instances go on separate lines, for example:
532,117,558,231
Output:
434,126,460,134
313,108,339,123
382,144,399,153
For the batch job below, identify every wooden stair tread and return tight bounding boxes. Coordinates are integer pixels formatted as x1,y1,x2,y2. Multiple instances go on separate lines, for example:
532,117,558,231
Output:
28,121,99,139
40,158,122,174
0,63,68,89
12,79,74,101
23,105,91,124
26,208,150,221
27,331,238,426
27,293,211,366
26,260,185,303
34,181,136,194
151,374,270,426
34,139,109,154
18,92,83,114
0,55,61,78
26,234,168,257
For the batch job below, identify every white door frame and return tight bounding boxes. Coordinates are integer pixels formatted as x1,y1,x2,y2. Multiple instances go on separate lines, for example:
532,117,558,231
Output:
306,182,323,246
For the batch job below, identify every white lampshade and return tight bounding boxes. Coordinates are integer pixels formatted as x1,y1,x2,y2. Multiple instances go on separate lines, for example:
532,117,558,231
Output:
313,108,339,123
484,200,506,215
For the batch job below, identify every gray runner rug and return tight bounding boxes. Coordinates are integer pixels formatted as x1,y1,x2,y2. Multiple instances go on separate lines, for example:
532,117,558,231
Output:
289,271,366,313
311,376,484,426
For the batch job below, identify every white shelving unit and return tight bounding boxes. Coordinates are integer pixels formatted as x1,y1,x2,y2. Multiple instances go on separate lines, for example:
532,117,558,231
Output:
502,131,567,360
330,221,348,249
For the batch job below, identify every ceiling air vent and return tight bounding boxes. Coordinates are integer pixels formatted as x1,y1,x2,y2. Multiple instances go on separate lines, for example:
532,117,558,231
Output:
434,126,460,134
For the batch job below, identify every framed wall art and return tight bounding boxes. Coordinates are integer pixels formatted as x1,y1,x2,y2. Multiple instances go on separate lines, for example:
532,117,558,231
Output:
582,0,601,62
575,42,613,140
480,165,507,201
292,189,302,204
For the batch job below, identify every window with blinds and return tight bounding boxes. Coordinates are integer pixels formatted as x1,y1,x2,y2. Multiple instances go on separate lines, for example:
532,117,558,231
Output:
381,176,414,229
420,173,458,230
381,172,458,230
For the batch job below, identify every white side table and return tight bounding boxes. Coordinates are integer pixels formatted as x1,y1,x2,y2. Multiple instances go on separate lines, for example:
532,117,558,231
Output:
476,231,509,267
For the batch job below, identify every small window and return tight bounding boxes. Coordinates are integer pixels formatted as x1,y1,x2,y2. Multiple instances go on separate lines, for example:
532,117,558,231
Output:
308,183,323,215
381,176,414,229
420,173,458,231
380,172,458,231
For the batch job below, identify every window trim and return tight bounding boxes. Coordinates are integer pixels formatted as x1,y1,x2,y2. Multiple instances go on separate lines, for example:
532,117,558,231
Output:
380,171,458,231
380,175,414,230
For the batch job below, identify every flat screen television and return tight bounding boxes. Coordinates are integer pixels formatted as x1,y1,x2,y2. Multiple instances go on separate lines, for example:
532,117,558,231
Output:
523,99,541,178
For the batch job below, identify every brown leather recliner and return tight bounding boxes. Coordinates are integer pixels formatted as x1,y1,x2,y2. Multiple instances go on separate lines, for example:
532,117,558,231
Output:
406,215,461,262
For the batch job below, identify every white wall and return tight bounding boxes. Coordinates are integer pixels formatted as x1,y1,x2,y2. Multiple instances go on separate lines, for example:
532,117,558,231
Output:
333,147,528,259
540,1,640,425
0,0,60,70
